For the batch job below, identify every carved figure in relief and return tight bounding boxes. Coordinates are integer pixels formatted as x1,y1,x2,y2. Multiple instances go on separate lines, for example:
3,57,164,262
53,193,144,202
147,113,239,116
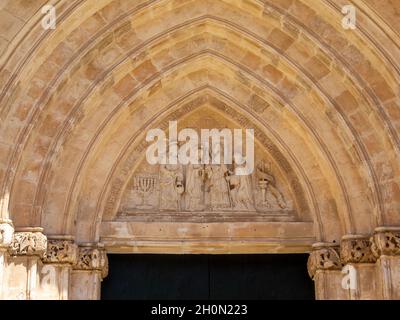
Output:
159,164,184,210
185,148,206,211
227,156,255,210
256,161,286,209
205,155,231,210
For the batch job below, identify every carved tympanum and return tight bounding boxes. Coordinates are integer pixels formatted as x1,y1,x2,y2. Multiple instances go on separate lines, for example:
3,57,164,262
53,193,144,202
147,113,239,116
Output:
340,237,376,264
9,230,47,257
307,244,342,279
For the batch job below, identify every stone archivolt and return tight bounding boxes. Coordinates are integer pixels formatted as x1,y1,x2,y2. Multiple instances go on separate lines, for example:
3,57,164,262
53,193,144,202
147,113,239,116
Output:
0,0,399,300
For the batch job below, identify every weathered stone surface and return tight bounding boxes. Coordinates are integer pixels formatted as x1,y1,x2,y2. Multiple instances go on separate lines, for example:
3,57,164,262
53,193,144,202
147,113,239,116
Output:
8,228,47,258
0,0,399,300
307,243,342,279
371,227,400,257
43,238,78,265
340,235,376,264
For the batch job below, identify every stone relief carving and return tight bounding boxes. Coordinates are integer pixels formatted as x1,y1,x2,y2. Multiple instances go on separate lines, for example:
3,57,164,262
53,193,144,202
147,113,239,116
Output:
371,228,400,257
160,164,185,211
307,244,342,279
9,231,47,258
43,239,78,264
125,175,159,210
227,160,255,211
340,237,376,264
256,160,286,209
0,221,14,248
119,159,290,216
104,98,310,219
74,247,108,278
206,163,231,210
185,162,206,211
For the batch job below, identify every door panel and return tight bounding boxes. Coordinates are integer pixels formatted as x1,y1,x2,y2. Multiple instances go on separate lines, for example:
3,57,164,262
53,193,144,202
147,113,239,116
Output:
101,254,314,300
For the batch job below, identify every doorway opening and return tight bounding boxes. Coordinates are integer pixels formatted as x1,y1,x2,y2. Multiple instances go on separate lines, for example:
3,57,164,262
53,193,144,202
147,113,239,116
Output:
101,254,314,300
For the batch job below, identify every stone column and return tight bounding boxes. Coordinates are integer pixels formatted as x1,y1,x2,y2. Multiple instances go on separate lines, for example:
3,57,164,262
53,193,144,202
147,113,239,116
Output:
5,228,47,300
0,220,14,299
307,242,345,299
70,244,108,300
38,236,78,300
340,235,379,299
371,227,400,299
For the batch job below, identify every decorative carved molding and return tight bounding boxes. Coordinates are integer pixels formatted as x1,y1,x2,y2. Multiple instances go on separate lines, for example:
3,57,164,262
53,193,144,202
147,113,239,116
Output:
307,243,342,279
340,235,376,264
43,238,78,265
74,245,108,278
371,227,400,257
9,228,47,257
0,220,14,248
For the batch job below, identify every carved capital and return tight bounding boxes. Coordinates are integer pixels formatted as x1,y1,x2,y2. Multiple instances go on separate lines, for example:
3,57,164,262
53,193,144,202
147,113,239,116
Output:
74,245,108,278
340,235,376,264
43,237,78,265
9,228,47,258
0,220,14,248
307,243,342,279
371,227,400,258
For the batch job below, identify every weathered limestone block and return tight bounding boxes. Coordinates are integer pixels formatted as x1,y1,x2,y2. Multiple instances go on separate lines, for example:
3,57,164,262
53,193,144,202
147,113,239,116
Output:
70,244,108,300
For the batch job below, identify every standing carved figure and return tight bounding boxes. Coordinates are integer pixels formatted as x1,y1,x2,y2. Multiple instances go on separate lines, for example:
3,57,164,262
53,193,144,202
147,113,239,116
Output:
257,161,286,209
185,162,205,211
205,163,231,210
159,164,184,211
228,159,255,211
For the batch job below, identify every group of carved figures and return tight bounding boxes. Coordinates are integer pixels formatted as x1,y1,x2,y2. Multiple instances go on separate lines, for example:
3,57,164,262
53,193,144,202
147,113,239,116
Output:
127,161,287,212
